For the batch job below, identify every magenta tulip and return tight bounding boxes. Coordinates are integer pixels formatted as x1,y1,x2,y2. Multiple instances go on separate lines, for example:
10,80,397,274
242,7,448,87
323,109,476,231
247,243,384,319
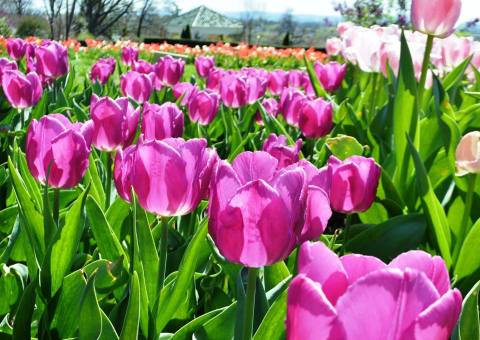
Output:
154,55,185,86
280,87,307,126
287,242,462,340
90,57,116,85
268,70,289,96
26,114,93,188
1,70,42,109
7,38,26,60
121,46,139,66
288,70,305,88
206,68,224,91
35,41,69,79
132,138,217,216
245,76,267,104
411,0,461,38
141,102,184,140
314,61,347,92
90,94,140,151
188,89,220,125
208,151,307,267
173,82,198,106
255,97,279,125
220,75,248,108
262,134,302,170
195,56,215,78
114,144,136,202
132,59,154,74
0,58,18,83
298,98,333,139
120,71,153,103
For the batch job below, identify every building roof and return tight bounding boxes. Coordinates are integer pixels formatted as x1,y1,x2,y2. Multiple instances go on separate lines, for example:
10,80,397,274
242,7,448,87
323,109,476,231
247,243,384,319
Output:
166,6,243,29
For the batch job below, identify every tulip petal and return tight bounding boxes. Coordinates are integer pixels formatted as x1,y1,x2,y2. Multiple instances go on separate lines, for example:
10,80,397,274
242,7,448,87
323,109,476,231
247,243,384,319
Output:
299,186,332,243
340,254,387,285
231,151,278,184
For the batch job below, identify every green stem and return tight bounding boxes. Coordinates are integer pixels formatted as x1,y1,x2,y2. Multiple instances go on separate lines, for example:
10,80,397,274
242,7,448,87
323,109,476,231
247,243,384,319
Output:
417,35,434,108
105,153,112,210
53,188,60,227
158,217,169,288
342,214,353,253
453,174,477,263
369,73,379,122
242,267,258,340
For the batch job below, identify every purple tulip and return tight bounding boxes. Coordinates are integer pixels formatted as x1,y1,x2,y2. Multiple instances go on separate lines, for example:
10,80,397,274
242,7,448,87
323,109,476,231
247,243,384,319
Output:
120,71,153,103
0,58,18,83
255,97,279,125
206,68,224,91
35,41,69,80
188,89,220,125
141,102,184,140
288,70,306,88
132,138,217,216
25,42,36,60
268,70,289,96
287,242,462,340
220,74,248,108
121,46,139,66
280,87,307,127
90,94,140,151
1,70,42,109
322,156,381,213
262,134,302,170
208,151,307,267
154,55,185,86
26,114,93,188
173,82,198,106
314,61,347,92
195,56,215,78
7,38,26,60
298,98,333,139
132,59,154,74
246,76,267,104
114,144,136,202
90,57,116,85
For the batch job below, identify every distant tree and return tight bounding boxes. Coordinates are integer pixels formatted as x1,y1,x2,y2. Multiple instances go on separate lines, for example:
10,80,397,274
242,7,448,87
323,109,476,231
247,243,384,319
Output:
181,24,191,39
280,9,296,45
80,0,134,37
136,0,154,37
334,0,407,27
242,0,265,44
160,0,180,17
44,0,63,39
64,0,78,39
10,0,32,16
282,32,291,46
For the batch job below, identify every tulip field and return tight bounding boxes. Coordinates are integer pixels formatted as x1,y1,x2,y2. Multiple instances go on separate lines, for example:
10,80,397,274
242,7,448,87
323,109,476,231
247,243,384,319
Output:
2,1,480,339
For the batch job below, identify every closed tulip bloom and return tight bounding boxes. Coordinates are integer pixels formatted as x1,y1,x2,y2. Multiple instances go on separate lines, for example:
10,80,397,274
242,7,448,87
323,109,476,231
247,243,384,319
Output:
262,134,302,170
90,57,116,85
195,56,215,78
268,70,289,95
287,242,462,340
220,75,248,108
208,151,307,267
90,94,140,151
314,61,347,92
132,59,154,74
188,89,220,125
206,68,224,91
411,0,461,38
1,70,42,109
141,102,184,140
246,76,267,104
35,41,69,79
280,87,307,126
7,38,26,60
0,58,18,83
255,97,279,125
114,144,136,202
288,70,305,88
121,46,139,66
26,114,93,188
455,131,480,176
173,82,198,106
120,71,153,103
298,99,333,139
154,55,185,86
132,138,217,216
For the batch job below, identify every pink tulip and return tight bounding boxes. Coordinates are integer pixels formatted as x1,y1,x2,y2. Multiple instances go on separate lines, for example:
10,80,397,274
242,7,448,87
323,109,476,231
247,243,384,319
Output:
298,99,333,139
220,74,248,108
7,38,26,60
173,82,198,106
287,242,462,340
26,114,93,188
322,156,381,213
206,68,224,91
455,131,480,176
132,59,154,74
268,70,289,96
280,87,307,126
120,71,153,103
141,102,184,140
411,0,461,38
262,134,302,170
195,56,215,78
35,41,69,79
90,94,140,151
208,151,307,267
121,46,139,66
0,58,18,83
154,55,185,86
245,76,267,104
314,61,346,92
288,70,306,88
1,70,42,109
90,57,116,85
188,89,220,125
132,138,217,216
255,97,279,125
114,144,136,202
326,37,342,56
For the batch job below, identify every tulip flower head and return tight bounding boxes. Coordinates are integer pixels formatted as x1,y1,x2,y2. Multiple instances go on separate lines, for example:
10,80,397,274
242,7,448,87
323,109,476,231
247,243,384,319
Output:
1,70,42,109
195,56,215,78
120,71,153,103
132,59,154,74
7,38,27,60
188,89,220,125
314,61,347,92
173,82,198,106
298,98,333,139
141,102,184,140
280,87,308,127
26,114,93,188
121,46,139,66
262,134,303,170
154,55,185,86
0,58,18,83
455,131,480,176
114,144,136,202
35,41,69,79
287,241,462,340
90,57,116,85
411,0,461,38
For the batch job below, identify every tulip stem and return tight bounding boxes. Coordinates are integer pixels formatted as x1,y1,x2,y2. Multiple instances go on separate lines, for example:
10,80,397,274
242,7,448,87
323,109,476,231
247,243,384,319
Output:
418,34,434,108
53,188,60,227
105,154,112,210
243,267,258,340
158,217,169,288
453,174,477,263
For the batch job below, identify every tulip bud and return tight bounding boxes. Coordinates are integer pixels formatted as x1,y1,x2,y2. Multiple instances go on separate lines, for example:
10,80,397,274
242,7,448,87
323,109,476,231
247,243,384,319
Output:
121,46,139,66
26,114,93,188
195,56,215,78
262,134,302,170
268,70,289,96
114,145,136,202
255,97,279,125
220,74,248,108
1,70,42,109
206,67,224,91
411,0,461,38
188,89,220,125
90,57,116,85
280,87,307,127
154,55,185,86
90,94,140,151
298,98,333,139
455,131,480,176
7,38,27,60
132,59,153,74
314,61,347,92
120,71,153,103
35,41,69,79
141,102,184,140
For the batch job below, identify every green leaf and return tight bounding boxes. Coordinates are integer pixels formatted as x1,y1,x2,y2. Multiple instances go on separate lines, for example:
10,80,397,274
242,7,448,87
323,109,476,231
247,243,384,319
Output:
443,55,473,92
304,56,327,98
455,219,480,280
171,307,227,340
120,271,141,340
253,289,287,340
106,197,131,238
79,273,102,340
12,280,36,340
454,279,480,340
85,154,106,207
325,134,364,160
100,309,120,340
407,136,452,268
193,302,237,340
264,262,290,291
